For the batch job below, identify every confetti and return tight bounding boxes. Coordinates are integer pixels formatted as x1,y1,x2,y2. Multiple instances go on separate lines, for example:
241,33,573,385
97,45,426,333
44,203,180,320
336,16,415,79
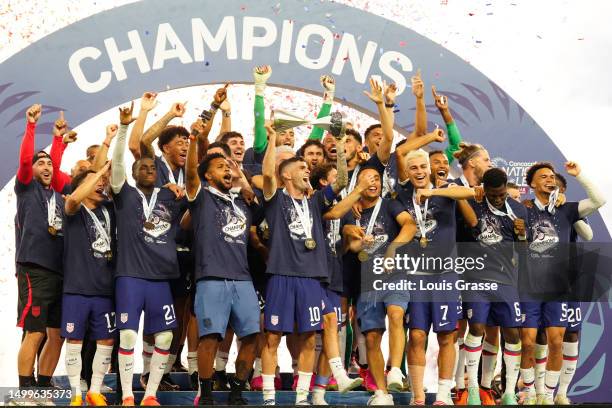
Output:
399,41,407,46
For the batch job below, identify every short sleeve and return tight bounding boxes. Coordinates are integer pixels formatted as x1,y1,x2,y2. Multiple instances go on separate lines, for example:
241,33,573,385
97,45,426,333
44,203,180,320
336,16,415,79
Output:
387,199,405,219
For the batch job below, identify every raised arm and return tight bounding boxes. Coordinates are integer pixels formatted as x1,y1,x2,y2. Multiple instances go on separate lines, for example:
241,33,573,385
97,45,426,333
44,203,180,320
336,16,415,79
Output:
324,171,376,220
253,65,272,154
219,84,232,136
363,78,394,164
140,101,186,158
413,70,427,137
110,102,135,194
49,111,74,192
457,200,478,228
432,86,462,163
262,121,278,200
308,75,335,141
17,104,42,185
565,162,607,218
416,185,475,202
330,135,348,194
65,161,112,215
128,92,158,160
186,120,204,200
91,124,118,172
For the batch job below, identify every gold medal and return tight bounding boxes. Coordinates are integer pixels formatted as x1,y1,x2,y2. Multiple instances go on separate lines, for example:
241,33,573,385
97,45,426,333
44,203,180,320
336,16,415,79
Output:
48,225,57,236
358,250,369,262
105,251,113,262
262,227,270,241
390,191,398,199
305,238,317,250
144,221,155,230
419,236,428,248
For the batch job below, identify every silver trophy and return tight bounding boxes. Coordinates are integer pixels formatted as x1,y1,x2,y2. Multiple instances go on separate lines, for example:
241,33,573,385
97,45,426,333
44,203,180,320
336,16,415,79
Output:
311,111,348,139
271,109,310,132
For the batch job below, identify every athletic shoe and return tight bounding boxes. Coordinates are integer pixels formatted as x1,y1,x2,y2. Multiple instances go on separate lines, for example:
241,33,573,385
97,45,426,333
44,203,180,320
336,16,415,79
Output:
139,373,149,390
348,354,361,375
467,386,481,405
250,375,263,391
296,400,311,406
69,395,83,406
479,387,496,405
312,392,328,405
274,375,282,390
140,396,160,406
197,395,214,405
121,396,135,406
501,393,518,405
337,375,364,393
410,399,425,405
193,396,199,406
100,384,114,392
454,388,467,405
190,372,199,391
359,368,378,392
159,373,180,391
386,367,403,393
402,376,411,392
326,376,338,391
367,391,394,406
536,394,554,405
263,399,276,406
228,395,248,405
554,394,572,405
213,370,230,391
85,392,107,406
522,392,537,405
432,401,449,406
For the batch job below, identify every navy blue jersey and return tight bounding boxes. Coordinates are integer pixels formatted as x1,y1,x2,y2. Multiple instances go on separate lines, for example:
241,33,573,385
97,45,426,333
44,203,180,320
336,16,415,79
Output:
63,202,116,296
189,186,264,281
113,184,186,280
449,176,476,243
264,189,333,279
154,155,184,188
15,179,65,274
466,199,529,286
242,147,264,175
323,214,345,293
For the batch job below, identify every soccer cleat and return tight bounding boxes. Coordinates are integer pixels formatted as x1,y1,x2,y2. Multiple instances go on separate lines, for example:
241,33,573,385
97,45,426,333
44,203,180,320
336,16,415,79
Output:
312,392,328,405
159,373,180,391
121,396,135,406
536,394,554,405
250,376,263,391
263,399,276,406
337,375,364,393
501,393,518,405
386,368,404,393
212,370,229,391
69,395,83,406
454,388,468,405
326,376,338,391
479,387,496,405
554,394,572,405
359,368,378,392
139,396,160,406
467,386,481,405
85,392,107,406
367,391,394,406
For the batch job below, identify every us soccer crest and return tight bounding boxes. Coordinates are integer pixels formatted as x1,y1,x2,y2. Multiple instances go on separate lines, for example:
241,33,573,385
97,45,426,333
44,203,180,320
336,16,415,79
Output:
271,315,279,326
66,323,74,333
120,313,128,323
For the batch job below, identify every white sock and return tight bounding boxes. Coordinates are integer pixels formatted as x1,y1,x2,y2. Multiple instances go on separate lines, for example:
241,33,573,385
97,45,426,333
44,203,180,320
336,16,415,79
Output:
544,370,560,398
142,341,154,376
296,371,313,403
328,356,349,383
253,358,263,378
187,351,198,375
464,333,483,388
262,374,275,402
436,378,453,402
503,342,521,395
164,353,177,374
520,367,535,394
534,344,548,394
119,330,137,399
65,343,83,396
145,332,172,398
215,351,229,372
90,344,113,394
557,341,579,396
480,341,498,388
338,322,347,367
455,337,466,390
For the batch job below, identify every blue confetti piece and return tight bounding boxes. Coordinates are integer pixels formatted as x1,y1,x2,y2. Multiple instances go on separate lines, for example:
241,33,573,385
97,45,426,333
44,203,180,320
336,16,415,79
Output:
205,61,210,66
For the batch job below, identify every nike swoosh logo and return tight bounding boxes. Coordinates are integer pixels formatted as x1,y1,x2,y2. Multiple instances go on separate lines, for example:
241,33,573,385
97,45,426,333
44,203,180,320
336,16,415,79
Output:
166,319,176,325
515,318,522,322
439,322,450,326
570,323,580,327
108,328,117,333
311,322,320,327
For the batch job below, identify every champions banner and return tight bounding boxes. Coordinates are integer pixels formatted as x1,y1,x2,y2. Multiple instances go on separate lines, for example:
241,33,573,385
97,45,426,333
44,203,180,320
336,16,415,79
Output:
0,0,609,401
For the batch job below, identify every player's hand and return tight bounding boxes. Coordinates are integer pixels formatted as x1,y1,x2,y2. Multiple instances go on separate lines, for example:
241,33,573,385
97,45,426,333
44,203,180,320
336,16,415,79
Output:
383,247,397,274
522,199,534,209
357,151,370,164
357,171,377,192
170,102,187,118
555,192,566,207
106,124,118,140
119,101,136,125
264,120,277,142
240,187,256,206
428,127,446,143
54,111,68,136
432,85,448,110
351,201,363,219
214,83,229,105
565,161,581,177
415,188,433,204
62,130,78,144
363,77,384,105
411,69,424,99
140,92,158,112
343,225,366,240
165,183,185,200
474,185,485,203
26,104,42,124
191,119,205,137
253,65,272,84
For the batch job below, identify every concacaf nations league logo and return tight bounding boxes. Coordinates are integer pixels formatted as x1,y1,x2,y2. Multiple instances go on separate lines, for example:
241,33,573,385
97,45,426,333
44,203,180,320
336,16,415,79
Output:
0,0,609,402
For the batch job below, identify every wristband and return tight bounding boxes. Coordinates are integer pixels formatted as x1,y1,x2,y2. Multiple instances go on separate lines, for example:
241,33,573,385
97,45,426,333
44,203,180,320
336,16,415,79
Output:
103,141,110,148
385,102,395,108
223,111,231,118
210,102,220,110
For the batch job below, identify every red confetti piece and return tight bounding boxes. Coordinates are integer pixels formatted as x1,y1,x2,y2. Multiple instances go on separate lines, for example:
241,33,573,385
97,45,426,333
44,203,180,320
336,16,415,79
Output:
399,41,407,47
468,12,475,16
